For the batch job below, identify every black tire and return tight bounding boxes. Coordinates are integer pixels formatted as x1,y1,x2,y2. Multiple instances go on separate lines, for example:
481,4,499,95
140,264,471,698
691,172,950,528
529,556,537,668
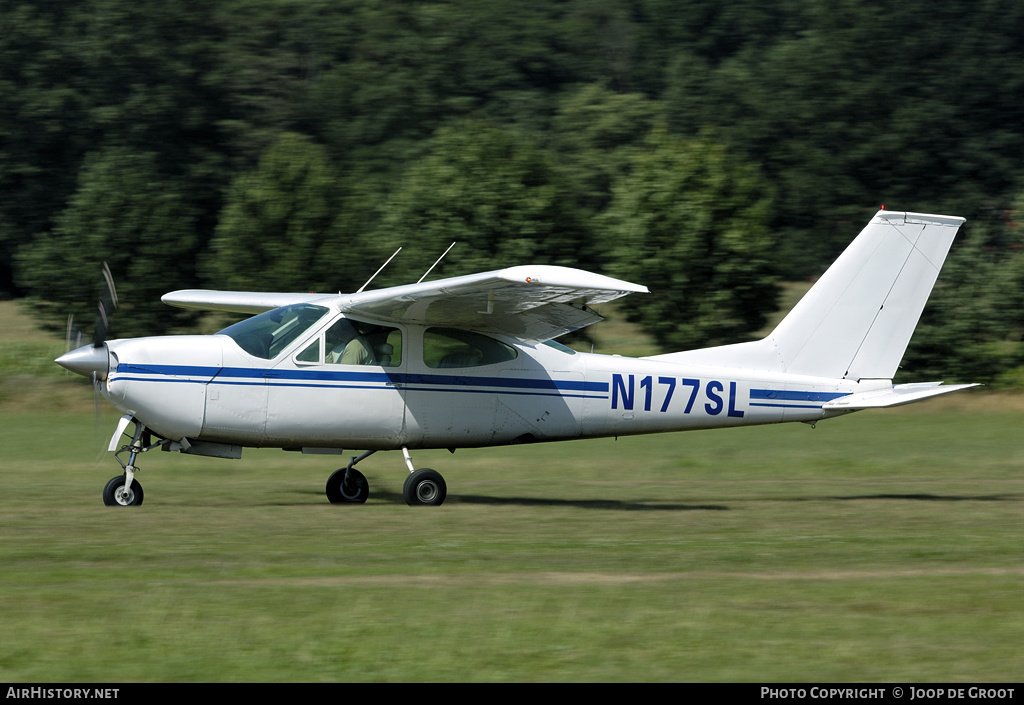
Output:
403,468,447,506
102,475,144,506
326,467,369,504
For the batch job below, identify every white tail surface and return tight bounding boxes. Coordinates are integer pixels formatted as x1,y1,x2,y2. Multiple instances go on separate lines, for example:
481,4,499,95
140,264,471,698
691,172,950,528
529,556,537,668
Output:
650,210,965,381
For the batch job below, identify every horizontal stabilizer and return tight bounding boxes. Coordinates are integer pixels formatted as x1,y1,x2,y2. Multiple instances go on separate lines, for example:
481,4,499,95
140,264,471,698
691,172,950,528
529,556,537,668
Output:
822,382,980,412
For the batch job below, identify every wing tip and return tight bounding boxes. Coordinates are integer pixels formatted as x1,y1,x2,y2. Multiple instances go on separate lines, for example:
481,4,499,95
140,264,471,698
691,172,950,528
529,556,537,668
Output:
497,265,648,294
874,210,966,227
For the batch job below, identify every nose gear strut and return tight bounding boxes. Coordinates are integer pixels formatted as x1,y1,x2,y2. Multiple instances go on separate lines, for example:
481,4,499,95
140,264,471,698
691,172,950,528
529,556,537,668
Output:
103,418,170,507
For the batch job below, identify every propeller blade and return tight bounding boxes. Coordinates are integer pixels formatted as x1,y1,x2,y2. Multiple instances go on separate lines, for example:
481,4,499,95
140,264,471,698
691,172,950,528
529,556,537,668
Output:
92,371,101,416
92,262,118,348
57,262,119,452
94,301,110,347
58,262,117,377
101,261,119,310
92,371,105,458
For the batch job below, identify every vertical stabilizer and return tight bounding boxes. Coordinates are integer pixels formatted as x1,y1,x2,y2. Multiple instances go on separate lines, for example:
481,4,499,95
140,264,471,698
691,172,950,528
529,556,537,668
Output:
649,210,964,381
771,210,963,380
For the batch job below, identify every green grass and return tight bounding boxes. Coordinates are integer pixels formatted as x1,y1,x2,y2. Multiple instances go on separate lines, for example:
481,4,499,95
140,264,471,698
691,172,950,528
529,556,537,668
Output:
1,406,1022,682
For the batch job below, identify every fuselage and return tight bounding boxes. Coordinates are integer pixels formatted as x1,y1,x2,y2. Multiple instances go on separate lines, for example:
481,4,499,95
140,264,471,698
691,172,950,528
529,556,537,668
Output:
98,306,863,455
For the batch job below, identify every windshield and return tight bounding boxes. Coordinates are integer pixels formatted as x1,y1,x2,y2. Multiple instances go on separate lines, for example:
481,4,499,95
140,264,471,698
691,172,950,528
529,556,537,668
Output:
217,303,330,359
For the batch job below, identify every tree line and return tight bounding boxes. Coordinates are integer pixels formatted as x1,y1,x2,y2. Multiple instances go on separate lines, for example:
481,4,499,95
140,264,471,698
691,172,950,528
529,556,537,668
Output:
4,0,1024,384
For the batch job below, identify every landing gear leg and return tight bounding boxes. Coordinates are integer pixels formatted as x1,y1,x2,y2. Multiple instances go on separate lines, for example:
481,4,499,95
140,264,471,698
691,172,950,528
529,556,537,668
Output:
326,450,373,504
401,447,447,507
324,448,448,506
104,420,148,506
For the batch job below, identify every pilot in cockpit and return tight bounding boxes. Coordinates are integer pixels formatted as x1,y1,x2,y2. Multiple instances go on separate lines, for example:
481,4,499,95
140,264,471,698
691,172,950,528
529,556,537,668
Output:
325,320,373,365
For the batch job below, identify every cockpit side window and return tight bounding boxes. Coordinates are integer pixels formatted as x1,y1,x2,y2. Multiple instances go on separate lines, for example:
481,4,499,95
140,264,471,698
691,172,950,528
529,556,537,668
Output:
295,338,322,364
217,304,330,360
423,328,517,368
323,319,402,367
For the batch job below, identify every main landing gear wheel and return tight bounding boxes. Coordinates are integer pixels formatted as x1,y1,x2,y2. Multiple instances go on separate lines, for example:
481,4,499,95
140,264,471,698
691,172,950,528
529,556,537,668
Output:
102,475,144,506
326,467,369,504
403,468,447,506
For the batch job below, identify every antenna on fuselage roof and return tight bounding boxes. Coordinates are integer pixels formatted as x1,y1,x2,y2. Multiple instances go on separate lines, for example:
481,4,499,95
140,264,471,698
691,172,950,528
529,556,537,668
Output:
353,247,402,294
417,242,457,284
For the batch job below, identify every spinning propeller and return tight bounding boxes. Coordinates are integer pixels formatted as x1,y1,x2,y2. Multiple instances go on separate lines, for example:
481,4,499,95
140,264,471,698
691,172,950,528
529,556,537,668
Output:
55,262,119,391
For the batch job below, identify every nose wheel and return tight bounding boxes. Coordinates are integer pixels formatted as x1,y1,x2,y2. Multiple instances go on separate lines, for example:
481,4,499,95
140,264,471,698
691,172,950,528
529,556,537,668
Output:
103,474,144,506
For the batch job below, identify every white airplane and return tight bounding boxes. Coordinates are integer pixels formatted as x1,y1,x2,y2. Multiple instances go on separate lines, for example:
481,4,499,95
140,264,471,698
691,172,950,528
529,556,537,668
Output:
57,209,977,507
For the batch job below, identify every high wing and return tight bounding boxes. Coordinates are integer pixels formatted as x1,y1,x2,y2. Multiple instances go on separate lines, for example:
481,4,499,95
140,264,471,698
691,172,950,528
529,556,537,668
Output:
163,265,648,342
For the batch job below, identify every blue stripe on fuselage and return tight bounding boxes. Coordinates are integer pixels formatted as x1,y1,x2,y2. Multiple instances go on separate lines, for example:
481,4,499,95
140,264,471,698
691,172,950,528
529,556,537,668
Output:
111,363,610,399
111,365,853,407
748,388,849,409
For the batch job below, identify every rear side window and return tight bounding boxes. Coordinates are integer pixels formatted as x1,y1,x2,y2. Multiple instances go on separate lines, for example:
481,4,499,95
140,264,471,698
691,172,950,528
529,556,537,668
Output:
423,328,517,368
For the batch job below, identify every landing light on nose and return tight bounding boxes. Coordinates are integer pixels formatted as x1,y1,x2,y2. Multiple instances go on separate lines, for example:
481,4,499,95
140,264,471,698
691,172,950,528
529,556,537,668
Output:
56,344,110,379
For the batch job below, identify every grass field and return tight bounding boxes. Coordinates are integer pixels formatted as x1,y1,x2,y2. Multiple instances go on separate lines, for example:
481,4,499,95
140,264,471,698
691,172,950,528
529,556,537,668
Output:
1,302,1022,682
1,403,1022,682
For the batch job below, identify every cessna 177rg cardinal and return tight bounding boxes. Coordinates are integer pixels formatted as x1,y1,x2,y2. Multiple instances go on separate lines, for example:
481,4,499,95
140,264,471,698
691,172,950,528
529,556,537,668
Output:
56,209,977,507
